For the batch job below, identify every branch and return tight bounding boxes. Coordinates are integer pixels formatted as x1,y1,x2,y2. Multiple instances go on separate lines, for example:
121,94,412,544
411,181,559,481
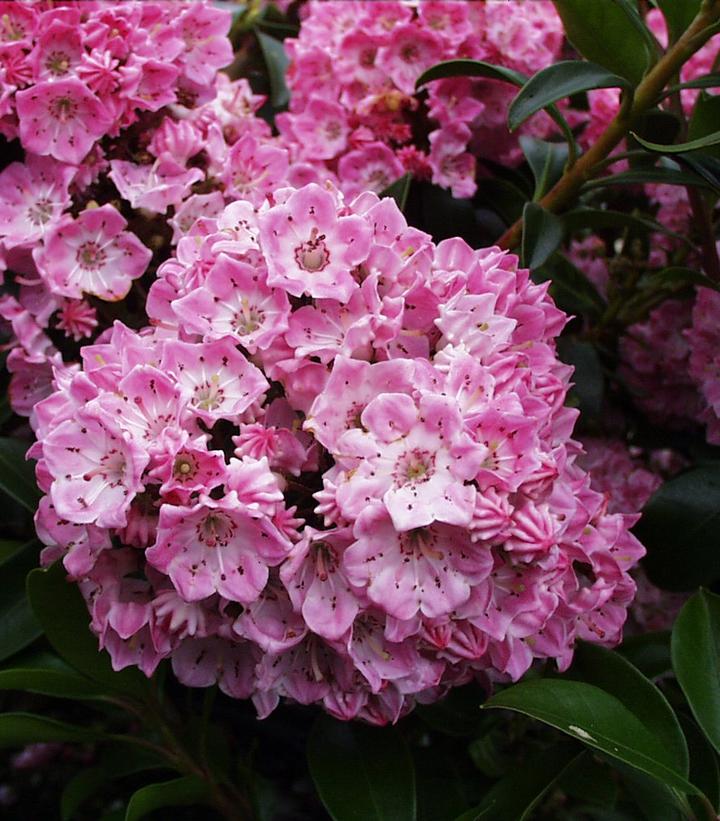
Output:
497,1,720,251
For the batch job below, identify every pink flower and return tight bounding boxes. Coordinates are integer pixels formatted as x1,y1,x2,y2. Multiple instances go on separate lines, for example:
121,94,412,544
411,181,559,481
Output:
55,299,98,341
147,495,289,603
259,183,372,301
336,392,484,531
0,154,74,249
221,134,289,206
376,23,445,95
16,77,112,164
160,337,268,424
337,143,404,199
35,204,151,300
109,158,204,213
43,409,148,529
177,3,233,86
345,504,493,620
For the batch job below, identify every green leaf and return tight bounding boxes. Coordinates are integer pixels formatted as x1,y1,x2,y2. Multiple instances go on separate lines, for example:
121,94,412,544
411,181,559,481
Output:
124,776,211,821
688,94,720,160
557,337,604,418
521,202,564,269
583,165,714,190
663,74,720,98
618,632,673,679
308,715,416,821
256,30,289,109
416,59,526,90
27,562,149,698
63,747,169,821
0,540,42,662
464,742,581,821
563,208,689,243
618,763,687,821
631,130,720,154
520,136,569,200
0,437,40,512
552,0,652,85
0,713,96,747
643,266,720,293
416,61,577,152
0,662,106,700
483,679,700,795
679,714,720,812
380,173,412,212
568,643,689,777
672,590,720,756
636,466,720,591
509,61,627,131
652,0,702,42
674,152,720,193
533,254,606,319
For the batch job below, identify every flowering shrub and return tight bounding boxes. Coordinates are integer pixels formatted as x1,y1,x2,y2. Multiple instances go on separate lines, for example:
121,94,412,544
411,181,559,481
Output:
1,0,720,818
277,0,564,199
31,184,644,722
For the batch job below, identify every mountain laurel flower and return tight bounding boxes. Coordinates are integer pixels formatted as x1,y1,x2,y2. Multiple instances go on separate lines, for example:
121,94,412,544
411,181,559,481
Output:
33,185,645,725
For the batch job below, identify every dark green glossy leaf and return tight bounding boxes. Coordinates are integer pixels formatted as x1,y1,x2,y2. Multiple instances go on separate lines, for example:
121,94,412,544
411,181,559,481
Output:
0,540,41,662
509,61,627,131
617,762,687,821
552,0,652,85
27,562,149,698
124,776,210,821
679,714,720,811
584,165,714,190
674,152,720,192
520,136,568,200
484,679,700,795
533,254,606,319
663,74,720,98
672,590,720,755
636,466,720,591
256,30,289,109
563,208,688,242
631,129,720,154
63,747,169,821
380,173,412,212
652,0,702,42
0,712,96,747
464,742,581,821
557,337,604,418
618,632,672,679
688,93,720,160
308,715,416,821
521,202,564,269
568,643,689,777
0,662,106,700
643,266,720,293
416,59,526,90
416,59,576,151
0,437,40,512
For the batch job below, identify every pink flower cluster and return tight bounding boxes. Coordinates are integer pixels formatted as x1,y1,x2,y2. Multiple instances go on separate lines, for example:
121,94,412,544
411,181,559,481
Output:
277,0,564,199
578,437,687,632
33,183,644,723
0,1,273,420
688,286,720,444
619,298,705,430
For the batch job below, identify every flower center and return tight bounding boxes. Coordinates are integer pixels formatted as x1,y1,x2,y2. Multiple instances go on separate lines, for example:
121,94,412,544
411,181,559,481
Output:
48,95,77,122
45,50,71,76
400,44,418,63
295,228,330,273
76,241,107,271
173,452,197,481
192,375,224,411
197,511,235,548
313,541,338,581
26,198,53,226
234,299,265,335
393,448,435,486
